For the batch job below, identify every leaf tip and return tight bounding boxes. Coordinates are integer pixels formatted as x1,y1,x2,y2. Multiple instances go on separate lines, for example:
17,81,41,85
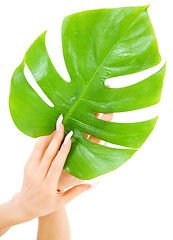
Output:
163,61,167,69
141,4,151,12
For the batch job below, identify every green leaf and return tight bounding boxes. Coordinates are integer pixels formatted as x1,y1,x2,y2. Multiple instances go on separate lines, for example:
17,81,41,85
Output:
9,6,166,180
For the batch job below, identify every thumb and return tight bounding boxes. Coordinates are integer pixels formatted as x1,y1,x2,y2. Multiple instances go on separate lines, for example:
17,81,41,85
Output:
62,184,92,204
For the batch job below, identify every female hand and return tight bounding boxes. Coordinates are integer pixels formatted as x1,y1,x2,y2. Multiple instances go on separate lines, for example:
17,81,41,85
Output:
0,85,113,236
10,121,91,226
58,110,113,190
58,84,113,191
36,109,113,240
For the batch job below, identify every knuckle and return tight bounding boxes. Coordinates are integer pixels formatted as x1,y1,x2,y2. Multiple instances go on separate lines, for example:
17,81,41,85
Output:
61,142,71,153
34,135,48,150
50,161,58,173
33,142,43,154
35,137,44,147
44,148,54,159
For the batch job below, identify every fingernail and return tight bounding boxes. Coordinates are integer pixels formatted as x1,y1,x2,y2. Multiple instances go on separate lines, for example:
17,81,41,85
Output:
56,114,63,131
87,181,100,191
64,130,73,145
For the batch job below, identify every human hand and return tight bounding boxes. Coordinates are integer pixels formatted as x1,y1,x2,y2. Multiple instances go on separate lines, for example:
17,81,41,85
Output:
10,122,91,225
58,85,113,191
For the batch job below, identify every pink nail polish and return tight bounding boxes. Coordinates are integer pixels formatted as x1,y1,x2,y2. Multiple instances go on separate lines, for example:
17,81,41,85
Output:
56,114,63,131
64,130,73,145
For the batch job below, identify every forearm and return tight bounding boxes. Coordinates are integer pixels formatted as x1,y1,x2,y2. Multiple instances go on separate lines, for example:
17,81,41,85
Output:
0,227,11,237
0,196,21,236
0,193,27,236
0,200,18,230
37,208,70,240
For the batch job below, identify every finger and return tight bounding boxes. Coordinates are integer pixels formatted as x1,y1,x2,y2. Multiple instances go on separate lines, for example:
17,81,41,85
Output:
89,112,113,143
61,184,92,204
83,132,89,138
38,123,64,180
94,112,100,118
83,112,101,139
84,85,110,141
88,84,113,144
25,131,56,171
100,112,114,122
45,131,73,187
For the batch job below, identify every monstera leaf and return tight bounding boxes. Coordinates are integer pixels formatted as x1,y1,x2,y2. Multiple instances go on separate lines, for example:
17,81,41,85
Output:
9,6,166,180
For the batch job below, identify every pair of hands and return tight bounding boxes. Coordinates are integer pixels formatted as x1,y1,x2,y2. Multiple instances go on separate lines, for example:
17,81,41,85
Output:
11,107,113,225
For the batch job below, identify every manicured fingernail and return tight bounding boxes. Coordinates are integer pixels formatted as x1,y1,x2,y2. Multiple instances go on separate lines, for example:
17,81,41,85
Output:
87,181,100,191
64,130,73,145
56,114,63,131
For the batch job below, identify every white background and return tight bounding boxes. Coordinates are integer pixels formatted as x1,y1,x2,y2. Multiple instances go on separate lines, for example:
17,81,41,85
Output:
0,0,172,239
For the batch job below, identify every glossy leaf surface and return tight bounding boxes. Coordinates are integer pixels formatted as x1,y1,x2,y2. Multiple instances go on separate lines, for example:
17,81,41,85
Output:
9,6,166,179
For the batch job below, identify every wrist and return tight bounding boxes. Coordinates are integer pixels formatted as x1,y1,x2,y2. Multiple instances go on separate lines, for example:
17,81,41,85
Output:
6,192,28,226
10,193,27,224
0,193,25,230
38,207,66,221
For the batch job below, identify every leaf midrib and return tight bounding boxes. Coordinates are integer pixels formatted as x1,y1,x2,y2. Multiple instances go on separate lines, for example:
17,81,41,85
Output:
63,9,144,126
